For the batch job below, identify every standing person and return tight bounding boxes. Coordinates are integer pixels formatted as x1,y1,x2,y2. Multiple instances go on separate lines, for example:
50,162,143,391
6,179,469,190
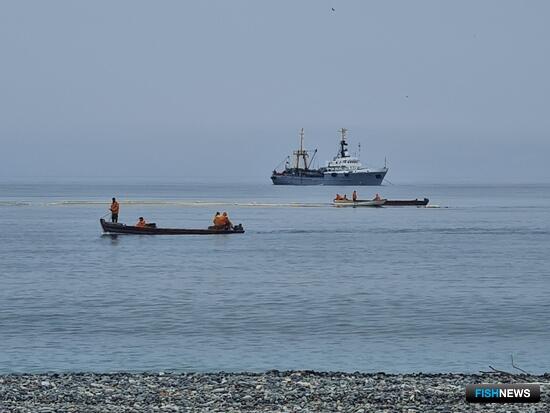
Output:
110,197,120,223
352,190,357,202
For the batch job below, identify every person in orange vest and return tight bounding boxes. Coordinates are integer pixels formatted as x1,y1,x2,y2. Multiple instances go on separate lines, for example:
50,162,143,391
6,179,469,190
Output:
135,217,147,227
110,197,120,223
335,194,342,201
213,211,221,226
213,212,226,228
352,190,357,202
221,211,233,229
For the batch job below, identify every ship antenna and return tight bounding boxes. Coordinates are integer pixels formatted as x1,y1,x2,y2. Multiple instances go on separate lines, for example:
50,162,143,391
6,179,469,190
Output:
338,127,348,158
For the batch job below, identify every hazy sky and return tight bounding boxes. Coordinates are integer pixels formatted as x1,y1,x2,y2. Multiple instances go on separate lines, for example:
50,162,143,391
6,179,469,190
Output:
1,0,549,183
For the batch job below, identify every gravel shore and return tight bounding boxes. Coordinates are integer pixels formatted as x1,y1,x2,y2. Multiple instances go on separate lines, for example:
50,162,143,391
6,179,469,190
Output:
1,371,547,412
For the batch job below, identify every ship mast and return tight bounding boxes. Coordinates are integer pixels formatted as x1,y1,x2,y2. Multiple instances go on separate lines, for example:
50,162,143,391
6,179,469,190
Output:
338,127,349,158
293,128,309,170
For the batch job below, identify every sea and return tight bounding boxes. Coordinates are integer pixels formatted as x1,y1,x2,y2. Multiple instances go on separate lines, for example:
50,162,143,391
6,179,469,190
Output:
1,180,549,374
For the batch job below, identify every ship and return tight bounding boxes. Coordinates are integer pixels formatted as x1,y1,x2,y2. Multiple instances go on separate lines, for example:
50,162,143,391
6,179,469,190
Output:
271,128,388,185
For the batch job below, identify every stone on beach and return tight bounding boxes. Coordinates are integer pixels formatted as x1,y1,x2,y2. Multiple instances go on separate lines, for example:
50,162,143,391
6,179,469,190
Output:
0,371,548,412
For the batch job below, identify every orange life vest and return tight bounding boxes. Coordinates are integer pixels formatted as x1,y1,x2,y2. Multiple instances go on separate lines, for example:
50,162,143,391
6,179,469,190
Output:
111,201,120,214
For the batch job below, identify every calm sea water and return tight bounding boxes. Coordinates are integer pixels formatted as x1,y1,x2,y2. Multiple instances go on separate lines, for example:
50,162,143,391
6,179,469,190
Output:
1,181,549,373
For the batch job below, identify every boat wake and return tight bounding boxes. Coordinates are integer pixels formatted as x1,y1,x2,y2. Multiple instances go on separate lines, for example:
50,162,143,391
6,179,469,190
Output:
257,227,549,236
257,228,358,235
375,227,550,236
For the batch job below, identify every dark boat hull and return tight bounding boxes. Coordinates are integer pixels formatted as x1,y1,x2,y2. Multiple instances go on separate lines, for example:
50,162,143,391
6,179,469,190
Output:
100,219,244,235
384,198,429,206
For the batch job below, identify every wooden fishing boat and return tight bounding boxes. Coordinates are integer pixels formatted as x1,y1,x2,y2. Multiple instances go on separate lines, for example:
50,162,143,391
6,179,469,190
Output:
100,219,245,235
384,198,429,206
333,199,386,207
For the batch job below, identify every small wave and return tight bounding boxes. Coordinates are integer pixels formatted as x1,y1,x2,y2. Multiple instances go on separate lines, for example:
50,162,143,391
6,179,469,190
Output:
0,201,31,207
46,200,329,208
47,200,105,206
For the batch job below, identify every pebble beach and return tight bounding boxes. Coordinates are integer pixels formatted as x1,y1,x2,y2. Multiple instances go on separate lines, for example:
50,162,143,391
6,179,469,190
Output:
1,371,547,412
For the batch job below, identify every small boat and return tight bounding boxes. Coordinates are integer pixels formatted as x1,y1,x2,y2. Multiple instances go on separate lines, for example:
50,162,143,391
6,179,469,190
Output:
384,198,429,207
333,199,386,207
100,219,245,235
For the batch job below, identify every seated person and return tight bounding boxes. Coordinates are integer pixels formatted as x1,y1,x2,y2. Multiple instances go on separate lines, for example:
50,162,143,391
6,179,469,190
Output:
213,211,221,225
334,194,342,201
213,212,226,229
374,193,381,201
221,211,233,230
136,217,147,227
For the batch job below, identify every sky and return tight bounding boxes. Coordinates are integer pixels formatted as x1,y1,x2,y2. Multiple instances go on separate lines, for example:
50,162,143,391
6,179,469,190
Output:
0,0,549,183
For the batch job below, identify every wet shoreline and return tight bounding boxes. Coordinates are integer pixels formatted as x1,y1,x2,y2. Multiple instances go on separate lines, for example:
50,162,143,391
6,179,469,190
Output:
1,371,548,412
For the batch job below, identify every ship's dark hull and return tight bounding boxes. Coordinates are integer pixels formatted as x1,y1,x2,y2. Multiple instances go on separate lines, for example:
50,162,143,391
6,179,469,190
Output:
271,169,387,186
